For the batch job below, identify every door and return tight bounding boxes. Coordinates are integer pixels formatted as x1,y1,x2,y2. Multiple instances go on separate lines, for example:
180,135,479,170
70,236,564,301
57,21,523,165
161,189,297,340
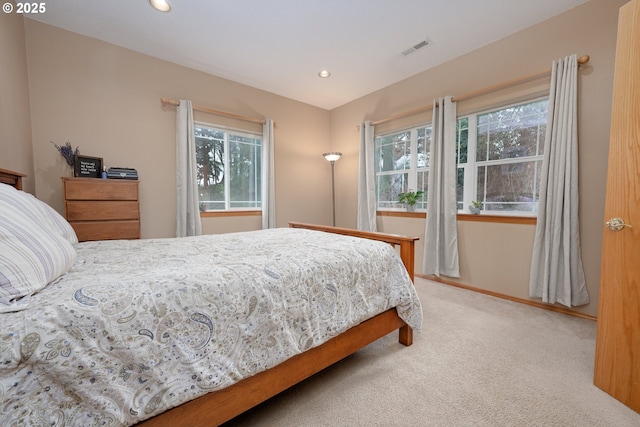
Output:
594,0,640,412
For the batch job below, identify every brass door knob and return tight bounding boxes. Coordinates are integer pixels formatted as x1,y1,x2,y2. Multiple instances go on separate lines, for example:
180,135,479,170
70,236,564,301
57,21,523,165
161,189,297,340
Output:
605,217,633,231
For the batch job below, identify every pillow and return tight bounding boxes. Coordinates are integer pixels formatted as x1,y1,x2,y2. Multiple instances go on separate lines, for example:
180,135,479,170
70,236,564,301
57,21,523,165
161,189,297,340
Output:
32,196,79,245
0,185,77,312
0,183,78,244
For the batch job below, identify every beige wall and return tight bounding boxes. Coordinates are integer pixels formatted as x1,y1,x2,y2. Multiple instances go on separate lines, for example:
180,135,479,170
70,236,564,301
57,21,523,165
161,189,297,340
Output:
330,0,626,317
2,0,624,317
22,19,333,238
0,10,34,192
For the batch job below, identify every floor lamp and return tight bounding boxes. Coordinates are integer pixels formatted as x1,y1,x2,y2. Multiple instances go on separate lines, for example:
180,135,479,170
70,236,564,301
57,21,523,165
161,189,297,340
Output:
323,152,342,226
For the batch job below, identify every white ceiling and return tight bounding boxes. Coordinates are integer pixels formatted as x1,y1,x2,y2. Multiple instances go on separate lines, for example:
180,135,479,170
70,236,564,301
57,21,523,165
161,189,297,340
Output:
28,0,589,110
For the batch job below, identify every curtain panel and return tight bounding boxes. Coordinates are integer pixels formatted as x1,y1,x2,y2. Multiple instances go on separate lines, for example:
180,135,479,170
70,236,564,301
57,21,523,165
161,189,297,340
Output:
175,99,202,237
262,119,276,229
423,96,460,278
357,121,377,232
529,54,589,307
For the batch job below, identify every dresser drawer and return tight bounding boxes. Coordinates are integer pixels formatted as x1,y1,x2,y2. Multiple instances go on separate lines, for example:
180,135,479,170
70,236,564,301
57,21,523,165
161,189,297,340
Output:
62,177,141,242
66,201,139,221
64,178,138,201
71,220,140,241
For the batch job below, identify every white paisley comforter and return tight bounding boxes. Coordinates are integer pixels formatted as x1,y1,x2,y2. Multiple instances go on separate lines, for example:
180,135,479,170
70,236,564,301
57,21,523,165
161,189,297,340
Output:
0,227,422,426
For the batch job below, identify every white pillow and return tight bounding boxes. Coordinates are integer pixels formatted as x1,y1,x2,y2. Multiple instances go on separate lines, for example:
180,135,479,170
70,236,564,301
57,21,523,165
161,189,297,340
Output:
0,183,78,244
32,195,79,244
0,184,77,312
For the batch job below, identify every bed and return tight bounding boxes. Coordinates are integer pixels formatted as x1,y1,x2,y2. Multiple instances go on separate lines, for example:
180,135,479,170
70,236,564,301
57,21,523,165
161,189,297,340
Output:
0,169,422,427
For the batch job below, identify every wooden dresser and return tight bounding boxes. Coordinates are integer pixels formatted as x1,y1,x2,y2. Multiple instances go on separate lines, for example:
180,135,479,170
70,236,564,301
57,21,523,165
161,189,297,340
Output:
62,177,140,242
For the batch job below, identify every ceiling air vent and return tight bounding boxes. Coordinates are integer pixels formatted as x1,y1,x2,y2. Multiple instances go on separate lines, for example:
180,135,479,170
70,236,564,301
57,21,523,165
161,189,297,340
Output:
401,39,431,56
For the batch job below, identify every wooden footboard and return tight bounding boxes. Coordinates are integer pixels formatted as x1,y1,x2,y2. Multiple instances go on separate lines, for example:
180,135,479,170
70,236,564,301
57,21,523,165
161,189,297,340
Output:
288,222,418,282
289,222,417,347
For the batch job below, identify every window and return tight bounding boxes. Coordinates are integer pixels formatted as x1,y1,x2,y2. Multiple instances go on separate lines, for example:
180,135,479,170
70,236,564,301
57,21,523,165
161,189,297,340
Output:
457,98,548,214
375,97,548,215
194,124,262,211
374,126,431,210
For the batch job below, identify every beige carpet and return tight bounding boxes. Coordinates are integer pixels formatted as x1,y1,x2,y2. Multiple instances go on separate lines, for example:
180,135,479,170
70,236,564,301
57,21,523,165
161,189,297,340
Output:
222,278,640,426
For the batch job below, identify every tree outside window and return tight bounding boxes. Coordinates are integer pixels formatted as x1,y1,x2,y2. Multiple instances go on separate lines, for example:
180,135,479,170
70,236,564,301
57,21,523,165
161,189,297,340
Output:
375,98,548,215
195,124,262,211
375,127,430,210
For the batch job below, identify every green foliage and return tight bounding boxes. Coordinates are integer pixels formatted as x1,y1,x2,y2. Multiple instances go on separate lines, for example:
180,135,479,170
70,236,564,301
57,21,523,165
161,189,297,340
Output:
195,125,262,210
398,190,424,206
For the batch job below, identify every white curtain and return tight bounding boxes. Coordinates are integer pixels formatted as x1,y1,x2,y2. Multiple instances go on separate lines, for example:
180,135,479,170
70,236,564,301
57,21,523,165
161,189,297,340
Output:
529,54,589,307
423,96,460,278
357,121,377,232
262,119,276,229
175,99,202,237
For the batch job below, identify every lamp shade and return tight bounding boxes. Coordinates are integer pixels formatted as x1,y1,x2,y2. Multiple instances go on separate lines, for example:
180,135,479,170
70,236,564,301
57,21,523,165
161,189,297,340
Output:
323,152,342,162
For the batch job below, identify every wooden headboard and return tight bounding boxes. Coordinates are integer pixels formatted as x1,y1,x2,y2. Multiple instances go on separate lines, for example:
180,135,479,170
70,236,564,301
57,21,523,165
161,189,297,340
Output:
0,168,26,190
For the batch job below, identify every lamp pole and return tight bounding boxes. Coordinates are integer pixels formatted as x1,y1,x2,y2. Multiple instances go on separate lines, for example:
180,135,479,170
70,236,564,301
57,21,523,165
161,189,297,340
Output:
323,152,342,226
330,159,337,226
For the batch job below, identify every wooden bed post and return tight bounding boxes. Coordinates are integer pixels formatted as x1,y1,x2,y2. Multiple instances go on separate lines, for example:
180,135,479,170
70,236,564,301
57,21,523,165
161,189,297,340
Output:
397,238,416,282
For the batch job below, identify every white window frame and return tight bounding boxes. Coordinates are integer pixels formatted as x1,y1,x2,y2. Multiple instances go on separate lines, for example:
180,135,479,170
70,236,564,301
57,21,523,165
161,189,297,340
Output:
375,125,431,211
194,122,262,212
374,97,548,216
458,97,547,216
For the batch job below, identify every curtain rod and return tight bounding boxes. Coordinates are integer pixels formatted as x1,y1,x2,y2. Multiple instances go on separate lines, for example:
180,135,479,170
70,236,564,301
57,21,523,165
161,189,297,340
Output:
367,54,590,127
161,97,267,125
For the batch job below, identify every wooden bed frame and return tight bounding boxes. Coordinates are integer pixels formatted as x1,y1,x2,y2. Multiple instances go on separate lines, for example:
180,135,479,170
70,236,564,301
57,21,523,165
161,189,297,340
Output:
1,169,419,427
139,223,418,426
0,167,26,190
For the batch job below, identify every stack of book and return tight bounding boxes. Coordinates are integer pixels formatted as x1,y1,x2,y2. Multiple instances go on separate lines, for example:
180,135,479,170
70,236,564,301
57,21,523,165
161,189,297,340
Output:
107,167,138,180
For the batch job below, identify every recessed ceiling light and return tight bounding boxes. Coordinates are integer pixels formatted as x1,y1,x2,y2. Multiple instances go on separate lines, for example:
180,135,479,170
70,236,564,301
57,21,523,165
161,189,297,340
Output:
318,70,331,78
149,0,171,12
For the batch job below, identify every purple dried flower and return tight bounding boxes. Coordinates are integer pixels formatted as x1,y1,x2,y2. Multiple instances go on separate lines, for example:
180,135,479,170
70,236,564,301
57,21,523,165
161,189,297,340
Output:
51,141,79,167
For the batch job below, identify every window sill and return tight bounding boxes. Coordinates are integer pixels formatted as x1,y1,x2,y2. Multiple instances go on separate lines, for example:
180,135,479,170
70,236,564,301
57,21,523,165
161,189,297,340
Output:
377,210,425,219
457,213,536,225
377,210,536,225
201,210,262,218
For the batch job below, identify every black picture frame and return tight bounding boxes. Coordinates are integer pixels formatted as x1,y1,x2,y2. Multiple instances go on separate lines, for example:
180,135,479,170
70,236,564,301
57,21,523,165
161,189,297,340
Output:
74,155,103,178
